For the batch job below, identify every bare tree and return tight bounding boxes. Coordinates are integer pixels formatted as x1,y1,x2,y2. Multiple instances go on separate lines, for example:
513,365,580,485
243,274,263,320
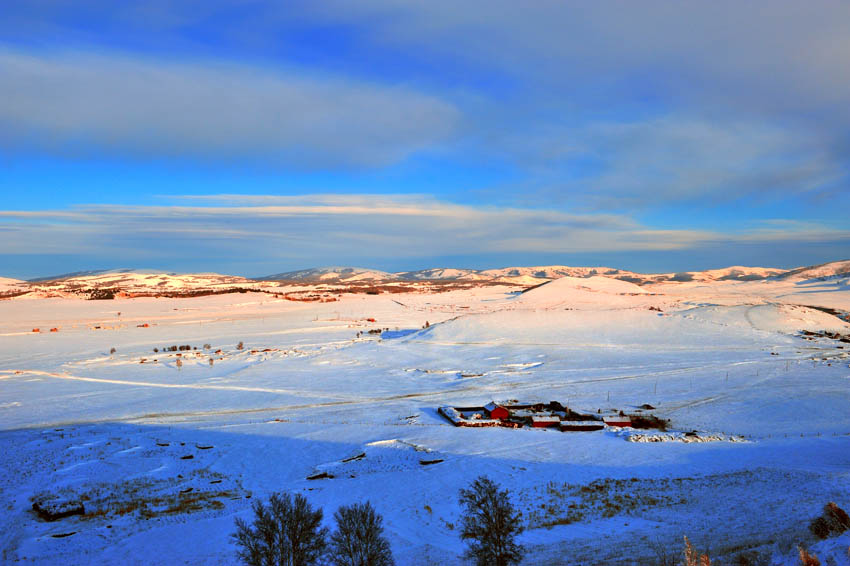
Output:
233,492,327,566
458,476,524,566
329,501,394,566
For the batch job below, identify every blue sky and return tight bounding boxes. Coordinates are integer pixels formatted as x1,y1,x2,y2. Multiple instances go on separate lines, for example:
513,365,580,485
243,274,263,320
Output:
1,1,848,279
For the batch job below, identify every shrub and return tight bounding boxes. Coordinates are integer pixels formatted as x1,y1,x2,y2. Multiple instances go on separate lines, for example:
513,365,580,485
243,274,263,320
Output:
458,476,524,566
110,347,116,355
798,547,820,566
88,288,115,300
809,502,850,539
237,341,244,350
683,537,710,566
734,549,769,566
233,492,327,566
328,501,394,566
810,517,831,539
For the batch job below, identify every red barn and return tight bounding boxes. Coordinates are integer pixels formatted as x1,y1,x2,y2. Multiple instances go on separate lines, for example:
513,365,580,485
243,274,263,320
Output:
484,402,509,420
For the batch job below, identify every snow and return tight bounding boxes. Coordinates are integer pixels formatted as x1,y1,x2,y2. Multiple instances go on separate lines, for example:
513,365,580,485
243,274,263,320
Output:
516,274,649,306
0,277,27,295
678,303,850,334
780,259,850,281
396,268,488,281
0,272,849,565
261,266,397,282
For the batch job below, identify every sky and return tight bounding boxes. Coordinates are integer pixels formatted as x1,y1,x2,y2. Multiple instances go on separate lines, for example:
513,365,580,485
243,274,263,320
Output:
1,1,849,279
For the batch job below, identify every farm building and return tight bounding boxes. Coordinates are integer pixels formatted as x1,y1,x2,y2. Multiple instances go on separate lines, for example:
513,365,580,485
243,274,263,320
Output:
560,420,605,432
483,402,509,420
603,415,632,427
530,415,561,428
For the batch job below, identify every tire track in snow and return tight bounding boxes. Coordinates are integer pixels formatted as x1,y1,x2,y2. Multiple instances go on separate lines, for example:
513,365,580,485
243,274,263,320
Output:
0,369,359,398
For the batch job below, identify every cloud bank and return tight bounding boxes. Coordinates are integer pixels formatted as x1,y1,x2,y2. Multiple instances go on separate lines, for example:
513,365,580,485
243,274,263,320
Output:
0,48,459,166
2,195,846,273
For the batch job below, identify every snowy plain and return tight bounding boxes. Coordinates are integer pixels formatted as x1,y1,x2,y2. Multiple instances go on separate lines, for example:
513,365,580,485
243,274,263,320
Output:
1,272,849,565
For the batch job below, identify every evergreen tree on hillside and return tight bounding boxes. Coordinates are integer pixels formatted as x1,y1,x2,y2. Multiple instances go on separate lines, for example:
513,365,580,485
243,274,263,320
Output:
458,476,524,566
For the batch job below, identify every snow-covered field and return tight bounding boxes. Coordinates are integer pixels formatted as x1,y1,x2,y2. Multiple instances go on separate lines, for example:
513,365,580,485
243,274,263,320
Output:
1,272,849,565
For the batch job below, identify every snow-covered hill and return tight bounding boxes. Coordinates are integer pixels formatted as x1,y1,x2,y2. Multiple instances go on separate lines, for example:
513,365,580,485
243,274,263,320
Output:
777,259,850,281
395,264,790,285
394,268,489,281
6,261,850,301
0,277,27,294
515,275,651,309
481,265,620,280
260,266,397,282
26,269,260,297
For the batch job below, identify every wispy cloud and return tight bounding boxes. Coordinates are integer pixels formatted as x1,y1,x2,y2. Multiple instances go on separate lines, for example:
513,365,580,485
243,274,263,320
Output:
556,117,846,207
0,48,459,166
313,1,850,117
2,195,846,268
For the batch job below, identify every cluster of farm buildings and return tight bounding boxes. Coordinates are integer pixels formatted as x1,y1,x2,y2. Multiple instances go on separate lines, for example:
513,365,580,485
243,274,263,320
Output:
439,401,665,432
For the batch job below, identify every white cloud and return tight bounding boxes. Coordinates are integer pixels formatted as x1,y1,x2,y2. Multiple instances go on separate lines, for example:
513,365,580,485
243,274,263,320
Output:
1,195,845,264
312,1,850,116
0,48,459,166
570,117,843,206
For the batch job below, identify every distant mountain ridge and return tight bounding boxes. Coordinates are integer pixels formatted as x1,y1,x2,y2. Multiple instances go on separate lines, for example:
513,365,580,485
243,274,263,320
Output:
4,260,848,298
258,266,395,282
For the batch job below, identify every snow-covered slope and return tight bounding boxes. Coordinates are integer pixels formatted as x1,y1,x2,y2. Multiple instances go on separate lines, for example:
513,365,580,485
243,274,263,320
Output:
260,266,397,282
27,269,258,296
678,303,850,334
0,277,27,294
397,264,789,284
481,265,620,279
395,268,489,281
778,259,850,281
656,266,787,283
515,275,650,309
